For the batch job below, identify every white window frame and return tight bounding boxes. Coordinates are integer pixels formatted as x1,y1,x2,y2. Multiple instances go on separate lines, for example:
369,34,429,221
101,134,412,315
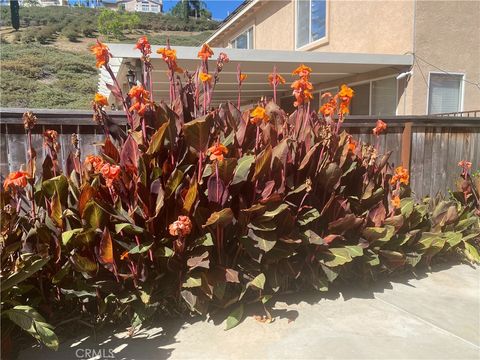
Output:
426,71,465,115
317,75,399,116
295,0,329,51
230,26,254,49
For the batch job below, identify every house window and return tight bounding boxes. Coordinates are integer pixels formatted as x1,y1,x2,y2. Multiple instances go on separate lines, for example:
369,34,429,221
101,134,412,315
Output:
141,2,149,11
428,73,463,114
348,77,397,116
296,0,327,48
232,27,253,49
151,5,158,12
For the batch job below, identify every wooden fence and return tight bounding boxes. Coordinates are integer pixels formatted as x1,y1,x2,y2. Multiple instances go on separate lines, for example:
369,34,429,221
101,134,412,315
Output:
1,108,479,198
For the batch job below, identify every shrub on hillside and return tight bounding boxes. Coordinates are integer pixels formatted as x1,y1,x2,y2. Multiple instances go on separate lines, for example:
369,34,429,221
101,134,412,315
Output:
1,38,479,356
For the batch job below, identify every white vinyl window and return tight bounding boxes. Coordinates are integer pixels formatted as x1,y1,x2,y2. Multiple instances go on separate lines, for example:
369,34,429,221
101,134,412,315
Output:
428,73,463,114
346,77,398,116
141,2,149,11
231,27,253,49
296,0,327,49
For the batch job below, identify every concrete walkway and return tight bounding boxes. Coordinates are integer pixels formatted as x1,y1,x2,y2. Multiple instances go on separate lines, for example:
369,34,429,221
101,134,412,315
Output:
20,263,480,360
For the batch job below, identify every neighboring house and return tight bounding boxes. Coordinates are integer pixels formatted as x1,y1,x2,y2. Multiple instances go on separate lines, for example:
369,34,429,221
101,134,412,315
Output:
206,0,480,116
119,0,162,13
38,0,68,5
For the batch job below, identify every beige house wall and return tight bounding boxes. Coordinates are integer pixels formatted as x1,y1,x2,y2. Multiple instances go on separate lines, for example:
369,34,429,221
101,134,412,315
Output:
410,0,480,114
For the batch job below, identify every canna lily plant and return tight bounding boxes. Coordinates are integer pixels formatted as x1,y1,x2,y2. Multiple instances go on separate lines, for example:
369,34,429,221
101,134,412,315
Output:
1,37,479,355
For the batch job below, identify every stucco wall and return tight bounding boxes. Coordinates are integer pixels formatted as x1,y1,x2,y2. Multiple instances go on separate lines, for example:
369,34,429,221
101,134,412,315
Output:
213,0,414,54
410,0,480,114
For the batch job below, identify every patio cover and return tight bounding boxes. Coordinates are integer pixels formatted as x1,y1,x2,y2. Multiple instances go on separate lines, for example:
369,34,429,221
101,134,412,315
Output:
99,44,413,107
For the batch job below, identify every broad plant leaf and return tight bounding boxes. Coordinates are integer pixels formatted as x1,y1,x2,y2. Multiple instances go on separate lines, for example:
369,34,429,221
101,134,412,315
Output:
225,304,244,331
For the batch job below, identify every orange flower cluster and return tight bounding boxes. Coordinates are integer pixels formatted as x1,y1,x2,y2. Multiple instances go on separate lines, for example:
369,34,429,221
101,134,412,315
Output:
3,171,29,192
458,160,472,169
84,155,104,173
208,143,228,162
373,120,387,136
198,43,214,61
291,64,313,107
134,36,152,57
347,136,357,153
199,72,212,83
157,47,183,73
268,73,286,87
90,40,110,68
391,195,401,209
390,166,409,186
250,106,269,125
319,92,337,117
100,163,120,187
239,73,247,83
337,84,354,115
94,93,109,107
169,215,193,237
128,85,150,116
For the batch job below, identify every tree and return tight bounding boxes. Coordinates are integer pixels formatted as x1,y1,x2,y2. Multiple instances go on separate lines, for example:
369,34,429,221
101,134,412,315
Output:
170,0,212,21
10,1,20,31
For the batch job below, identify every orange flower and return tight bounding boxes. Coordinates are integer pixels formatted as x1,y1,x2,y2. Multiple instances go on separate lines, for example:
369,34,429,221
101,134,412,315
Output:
391,196,401,209
134,36,151,56
128,85,150,116
199,72,212,83
90,40,110,68
338,84,354,99
43,130,58,145
84,155,104,173
198,43,214,61
390,166,409,186
347,136,357,153
3,171,30,192
100,163,120,187
94,93,108,107
268,73,286,86
239,73,247,82
169,215,193,237
373,120,387,136
292,64,312,78
458,160,472,169
157,47,177,63
250,106,269,125
319,94,337,117
120,251,129,261
291,77,314,107
208,143,228,162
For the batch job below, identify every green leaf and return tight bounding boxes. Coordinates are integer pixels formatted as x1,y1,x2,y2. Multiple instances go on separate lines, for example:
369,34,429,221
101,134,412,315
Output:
2,257,50,293
146,121,169,155
249,273,266,290
400,197,414,218
83,200,106,229
203,208,234,228
298,208,320,226
232,155,255,185
194,233,214,247
225,304,244,331
183,115,212,152
61,229,82,246
155,246,174,257
456,216,478,232
253,144,272,181
324,248,354,267
50,191,63,228
443,231,462,249
115,223,144,234
34,321,59,351
165,169,184,199
249,230,277,252
70,253,98,273
183,275,202,288
464,242,480,263
42,175,68,200
129,242,153,254
261,295,272,304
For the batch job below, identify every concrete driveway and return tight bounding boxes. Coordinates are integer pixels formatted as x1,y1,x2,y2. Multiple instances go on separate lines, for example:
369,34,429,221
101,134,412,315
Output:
19,263,480,360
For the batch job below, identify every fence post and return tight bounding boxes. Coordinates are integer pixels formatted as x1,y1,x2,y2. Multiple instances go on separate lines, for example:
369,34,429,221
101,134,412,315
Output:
401,122,413,171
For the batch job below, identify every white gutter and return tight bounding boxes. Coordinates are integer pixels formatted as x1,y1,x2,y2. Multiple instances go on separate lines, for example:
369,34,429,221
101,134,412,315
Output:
205,0,260,45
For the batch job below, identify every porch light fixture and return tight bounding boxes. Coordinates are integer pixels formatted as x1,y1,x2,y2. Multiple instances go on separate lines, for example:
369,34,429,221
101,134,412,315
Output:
126,69,136,88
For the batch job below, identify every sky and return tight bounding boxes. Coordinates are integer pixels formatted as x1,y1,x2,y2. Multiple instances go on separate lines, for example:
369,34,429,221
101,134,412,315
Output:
163,1,244,21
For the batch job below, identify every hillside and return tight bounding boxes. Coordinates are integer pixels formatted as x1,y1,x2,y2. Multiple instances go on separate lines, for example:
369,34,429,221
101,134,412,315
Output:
0,6,218,109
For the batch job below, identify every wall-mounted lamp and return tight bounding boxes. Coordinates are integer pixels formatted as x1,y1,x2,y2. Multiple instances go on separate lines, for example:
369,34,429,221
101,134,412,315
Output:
396,70,413,80
126,69,136,88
